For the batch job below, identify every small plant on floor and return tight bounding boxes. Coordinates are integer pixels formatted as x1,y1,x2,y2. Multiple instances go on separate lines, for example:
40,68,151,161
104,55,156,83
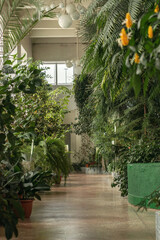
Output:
137,185,160,211
18,168,51,200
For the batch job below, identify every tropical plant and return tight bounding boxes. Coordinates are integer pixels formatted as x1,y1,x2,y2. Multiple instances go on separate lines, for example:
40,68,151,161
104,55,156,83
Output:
73,134,95,165
0,0,56,59
34,137,71,184
74,74,95,136
137,185,160,211
0,56,45,165
14,77,71,143
73,1,160,204
115,3,160,98
79,0,157,108
34,86,71,140
0,161,24,240
18,169,51,200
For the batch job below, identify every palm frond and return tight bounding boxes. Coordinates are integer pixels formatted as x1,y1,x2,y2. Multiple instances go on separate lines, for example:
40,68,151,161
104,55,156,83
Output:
128,0,144,19
0,0,56,57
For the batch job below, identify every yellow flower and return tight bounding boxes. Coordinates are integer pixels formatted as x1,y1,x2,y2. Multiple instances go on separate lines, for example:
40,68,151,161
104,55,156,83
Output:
126,13,133,28
134,53,140,64
120,28,129,46
148,26,153,39
154,4,159,13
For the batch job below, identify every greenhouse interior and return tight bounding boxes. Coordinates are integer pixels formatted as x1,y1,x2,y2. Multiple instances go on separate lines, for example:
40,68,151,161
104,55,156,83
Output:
0,0,160,239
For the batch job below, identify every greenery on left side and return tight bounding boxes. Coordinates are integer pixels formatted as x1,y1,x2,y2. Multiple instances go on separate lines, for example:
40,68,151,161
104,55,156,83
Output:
0,56,71,239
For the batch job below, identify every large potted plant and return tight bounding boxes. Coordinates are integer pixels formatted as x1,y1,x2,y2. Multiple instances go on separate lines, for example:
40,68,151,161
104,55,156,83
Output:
34,137,71,185
112,140,160,204
0,161,24,240
18,169,51,218
127,141,160,207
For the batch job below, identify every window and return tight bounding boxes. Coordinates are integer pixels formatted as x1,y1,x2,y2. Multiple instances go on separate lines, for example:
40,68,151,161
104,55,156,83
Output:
42,63,73,85
42,63,56,84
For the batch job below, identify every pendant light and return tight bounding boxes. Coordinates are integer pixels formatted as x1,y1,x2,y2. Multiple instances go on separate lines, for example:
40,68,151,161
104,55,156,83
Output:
58,14,72,28
70,11,80,20
74,32,82,75
66,3,76,14
58,0,72,29
66,60,73,68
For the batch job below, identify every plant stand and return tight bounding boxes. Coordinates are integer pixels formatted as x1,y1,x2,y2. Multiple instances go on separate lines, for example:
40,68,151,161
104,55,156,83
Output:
128,163,160,208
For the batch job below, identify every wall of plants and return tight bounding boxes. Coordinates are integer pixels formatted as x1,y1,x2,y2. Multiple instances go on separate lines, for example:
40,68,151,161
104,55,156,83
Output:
74,0,160,195
0,55,72,239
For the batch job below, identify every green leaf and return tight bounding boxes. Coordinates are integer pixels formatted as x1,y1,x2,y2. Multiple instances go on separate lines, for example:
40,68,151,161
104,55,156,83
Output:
131,74,141,97
143,77,149,96
10,199,24,220
144,41,154,53
4,59,12,65
34,193,41,201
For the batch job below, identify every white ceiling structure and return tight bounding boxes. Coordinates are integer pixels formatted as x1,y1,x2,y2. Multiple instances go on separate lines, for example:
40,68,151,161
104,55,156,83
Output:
30,1,90,40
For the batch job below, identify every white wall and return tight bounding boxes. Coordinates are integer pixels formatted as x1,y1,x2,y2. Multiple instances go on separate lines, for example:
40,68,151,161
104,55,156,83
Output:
32,38,84,62
20,35,32,59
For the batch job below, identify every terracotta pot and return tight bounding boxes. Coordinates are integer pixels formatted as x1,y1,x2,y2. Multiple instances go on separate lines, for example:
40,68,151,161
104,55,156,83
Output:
20,199,34,218
86,164,89,168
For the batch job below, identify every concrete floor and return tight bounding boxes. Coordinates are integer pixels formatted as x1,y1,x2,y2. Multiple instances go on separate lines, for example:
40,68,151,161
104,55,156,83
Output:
1,174,156,240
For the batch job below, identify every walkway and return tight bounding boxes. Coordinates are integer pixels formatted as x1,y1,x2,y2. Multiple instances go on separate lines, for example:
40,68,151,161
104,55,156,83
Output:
2,174,155,240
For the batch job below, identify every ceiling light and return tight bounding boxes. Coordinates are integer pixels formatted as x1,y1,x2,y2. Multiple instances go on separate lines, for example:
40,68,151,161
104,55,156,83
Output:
70,11,80,20
65,60,73,68
79,6,86,14
66,3,76,14
74,33,82,75
58,14,72,28
74,65,82,75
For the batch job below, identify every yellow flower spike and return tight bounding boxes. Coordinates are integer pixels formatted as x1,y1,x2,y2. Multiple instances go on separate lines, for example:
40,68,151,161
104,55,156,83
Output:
134,53,140,64
120,28,129,46
148,26,153,39
126,13,133,28
154,4,159,13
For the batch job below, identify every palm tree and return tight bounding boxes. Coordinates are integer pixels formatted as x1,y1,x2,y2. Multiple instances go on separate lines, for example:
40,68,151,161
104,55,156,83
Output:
73,0,159,170
80,0,155,97
0,0,56,65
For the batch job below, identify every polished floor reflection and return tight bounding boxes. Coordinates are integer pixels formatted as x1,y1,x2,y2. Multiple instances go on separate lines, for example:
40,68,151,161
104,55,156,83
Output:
1,174,155,240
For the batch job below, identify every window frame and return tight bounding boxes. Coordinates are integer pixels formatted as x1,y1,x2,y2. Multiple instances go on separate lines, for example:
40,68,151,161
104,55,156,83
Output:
42,61,74,86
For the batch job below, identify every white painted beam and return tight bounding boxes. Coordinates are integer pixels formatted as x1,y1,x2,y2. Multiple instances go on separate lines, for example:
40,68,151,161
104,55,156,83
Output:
30,29,77,38
33,19,79,29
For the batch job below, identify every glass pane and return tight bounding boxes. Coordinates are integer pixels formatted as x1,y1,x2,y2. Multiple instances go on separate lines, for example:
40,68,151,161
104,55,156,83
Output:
42,64,56,84
57,64,73,85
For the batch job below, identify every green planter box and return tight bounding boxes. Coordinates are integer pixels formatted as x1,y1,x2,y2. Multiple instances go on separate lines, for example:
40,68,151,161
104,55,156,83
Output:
128,163,160,208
